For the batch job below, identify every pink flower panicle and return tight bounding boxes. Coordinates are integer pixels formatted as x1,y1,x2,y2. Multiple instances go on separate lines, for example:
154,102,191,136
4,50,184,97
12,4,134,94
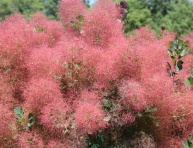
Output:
17,132,44,148
40,99,71,135
26,46,63,78
30,13,63,47
23,78,63,111
75,102,107,134
119,80,146,112
59,0,86,26
0,105,16,145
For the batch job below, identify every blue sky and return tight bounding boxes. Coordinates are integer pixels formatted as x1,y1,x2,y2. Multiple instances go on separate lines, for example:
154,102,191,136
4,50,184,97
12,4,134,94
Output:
89,0,97,6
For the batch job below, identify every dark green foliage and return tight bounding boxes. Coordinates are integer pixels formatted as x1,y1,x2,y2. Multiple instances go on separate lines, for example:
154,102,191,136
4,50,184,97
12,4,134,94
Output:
0,0,15,21
44,0,60,19
114,0,152,33
157,0,193,36
14,107,24,119
167,39,189,76
27,113,35,129
184,68,193,88
183,135,193,148
12,0,44,19
115,0,193,36
166,39,193,88
0,0,59,20
86,133,105,148
139,106,157,122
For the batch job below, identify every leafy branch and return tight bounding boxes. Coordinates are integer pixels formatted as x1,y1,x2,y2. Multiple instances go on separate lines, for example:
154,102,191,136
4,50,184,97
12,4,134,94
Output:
14,107,35,131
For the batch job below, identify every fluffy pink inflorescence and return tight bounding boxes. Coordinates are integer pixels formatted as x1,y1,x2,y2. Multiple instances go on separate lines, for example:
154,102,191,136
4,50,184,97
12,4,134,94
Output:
152,91,193,147
23,78,63,111
135,40,169,81
0,105,17,145
143,72,173,103
0,14,33,55
75,102,107,134
82,2,123,48
59,0,86,26
128,27,157,48
0,14,34,88
119,80,146,112
0,74,14,105
30,13,63,47
170,92,193,137
183,31,193,49
120,112,136,125
112,49,141,80
93,0,121,19
40,99,71,134
17,132,44,148
26,46,63,78
78,90,101,104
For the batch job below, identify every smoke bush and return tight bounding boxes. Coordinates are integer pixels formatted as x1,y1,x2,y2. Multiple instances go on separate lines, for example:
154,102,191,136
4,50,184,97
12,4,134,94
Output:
1,0,193,147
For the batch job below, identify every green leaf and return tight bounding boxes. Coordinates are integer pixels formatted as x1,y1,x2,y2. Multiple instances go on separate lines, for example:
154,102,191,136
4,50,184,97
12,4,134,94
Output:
73,23,81,30
188,135,193,143
14,107,24,118
181,48,189,57
28,113,34,121
102,99,111,108
184,79,191,88
27,113,35,128
190,144,193,148
35,27,45,32
146,106,157,113
191,68,193,77
91,144,99,148
77,15,84,22
183,140,190,148
188,77,193,85
171,55,176,62
176,60,183,71
17,118,26,123
167,62,172,70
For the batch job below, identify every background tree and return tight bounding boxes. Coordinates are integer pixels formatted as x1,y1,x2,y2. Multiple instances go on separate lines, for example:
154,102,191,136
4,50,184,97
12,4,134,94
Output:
115,0,193,36
0,0,15,21
1,0,193,36
44,0,60,19
0,0,92,20
160,0,193,36
121,0,152,33
12,0,44,19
